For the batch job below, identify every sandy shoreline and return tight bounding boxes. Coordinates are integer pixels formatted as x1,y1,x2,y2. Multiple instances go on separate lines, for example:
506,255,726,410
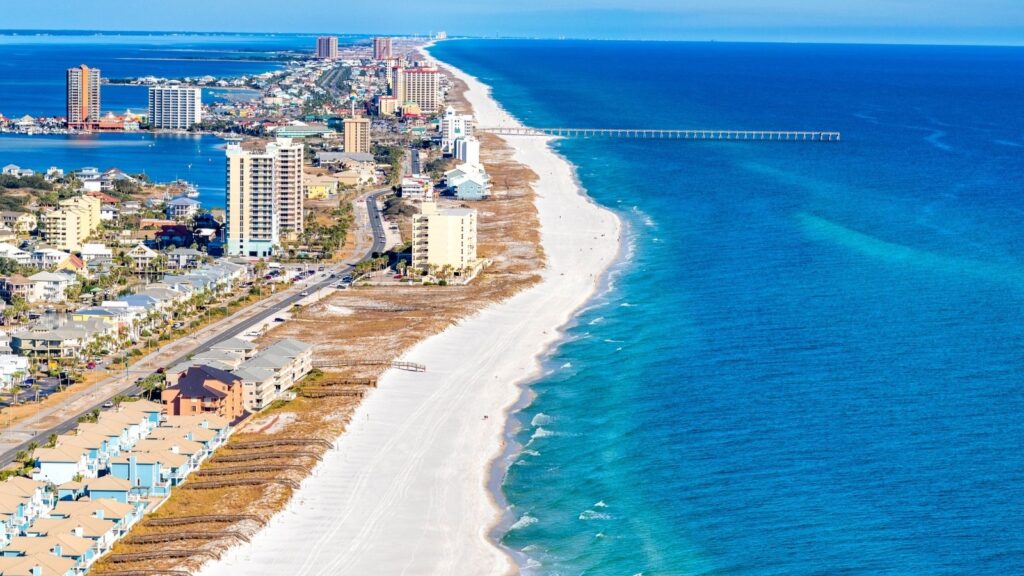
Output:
196,50,622,576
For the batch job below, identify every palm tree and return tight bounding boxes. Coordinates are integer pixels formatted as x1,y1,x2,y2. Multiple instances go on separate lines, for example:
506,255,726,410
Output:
45,433,57,448
7,298,27,324
31,384,41,403
150,254,168,275
11,370,25,392
112,394,128,409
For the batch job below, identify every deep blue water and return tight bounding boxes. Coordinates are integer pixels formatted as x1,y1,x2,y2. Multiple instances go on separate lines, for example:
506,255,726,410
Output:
0,133,228,207
431,40,1024,575
0,32,318,208
0,32,311,116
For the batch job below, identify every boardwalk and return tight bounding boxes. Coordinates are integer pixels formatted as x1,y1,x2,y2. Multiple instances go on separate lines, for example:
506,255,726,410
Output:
478,127,842,141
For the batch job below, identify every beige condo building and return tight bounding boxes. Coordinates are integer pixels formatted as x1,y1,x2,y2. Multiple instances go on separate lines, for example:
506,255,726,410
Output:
225,138,304,257
343,117,371,154
401,68,441,113
41,195,102,251
411,202,478,273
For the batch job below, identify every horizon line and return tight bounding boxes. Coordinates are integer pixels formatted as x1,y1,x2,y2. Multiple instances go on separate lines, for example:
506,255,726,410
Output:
0,27,1021,49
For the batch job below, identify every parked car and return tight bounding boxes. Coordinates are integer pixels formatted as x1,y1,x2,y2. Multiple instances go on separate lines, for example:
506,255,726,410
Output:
102,401,114,409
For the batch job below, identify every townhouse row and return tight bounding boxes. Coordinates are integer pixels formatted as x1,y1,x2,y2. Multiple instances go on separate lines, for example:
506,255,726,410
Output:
165,337,315,418
6,260,246,361
0,399,233,575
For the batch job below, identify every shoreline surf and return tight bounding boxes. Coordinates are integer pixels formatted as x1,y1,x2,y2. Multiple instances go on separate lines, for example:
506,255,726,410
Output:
192,44,623,576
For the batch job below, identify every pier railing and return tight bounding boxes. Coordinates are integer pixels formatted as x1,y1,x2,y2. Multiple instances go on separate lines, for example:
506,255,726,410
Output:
477,127,842,142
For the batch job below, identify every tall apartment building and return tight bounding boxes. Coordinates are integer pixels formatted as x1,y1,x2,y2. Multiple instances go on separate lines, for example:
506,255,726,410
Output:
276,139,305,239
41,195,102,251
389,66,405,103
66,65,101,129
225,138,305,257
411,202,478,272
441,106,474,154
373,37,393,60
402,68,442,112
377,95,398,117
343,117,371,154
316,36,339,59
148,85,202,130
455,137,481,166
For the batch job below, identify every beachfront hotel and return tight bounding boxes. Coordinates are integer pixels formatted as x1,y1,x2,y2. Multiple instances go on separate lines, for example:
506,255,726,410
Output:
66,64,100,129
148,85,203,130
373,36,393,60
391,66,442,113
225,138,304,257
343,116,371,154
441,106,475,154
316,36,339,59
411,202,478,272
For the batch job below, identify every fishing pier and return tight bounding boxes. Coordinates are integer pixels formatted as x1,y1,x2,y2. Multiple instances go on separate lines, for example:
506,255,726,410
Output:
477,127,842,141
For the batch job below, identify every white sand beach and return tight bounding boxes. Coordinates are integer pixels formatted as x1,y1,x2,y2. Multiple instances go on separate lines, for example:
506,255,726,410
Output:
196,55,621,576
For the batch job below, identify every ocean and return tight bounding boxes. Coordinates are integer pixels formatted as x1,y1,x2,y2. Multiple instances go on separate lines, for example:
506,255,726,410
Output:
430,40,1024,575
0,31,319,208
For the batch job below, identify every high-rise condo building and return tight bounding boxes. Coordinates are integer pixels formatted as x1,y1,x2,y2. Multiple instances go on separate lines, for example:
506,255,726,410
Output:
402,68,442,113
41,195,102,251
377,95,398,117
373,37,393,60
411,202,478,272
390,66,406,103
316,36,339,59
441,106,474,154
454,137,481,166
148,85,202,130
276,139,305,239
66,65,101,129
391,67,442,113
343,117,372,154
225,138,305,257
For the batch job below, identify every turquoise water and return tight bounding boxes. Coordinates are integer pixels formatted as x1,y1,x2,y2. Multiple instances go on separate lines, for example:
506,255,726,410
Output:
431,40,1024,575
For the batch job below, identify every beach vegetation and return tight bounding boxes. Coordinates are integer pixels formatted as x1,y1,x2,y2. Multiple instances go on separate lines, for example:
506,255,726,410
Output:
0,173,52,191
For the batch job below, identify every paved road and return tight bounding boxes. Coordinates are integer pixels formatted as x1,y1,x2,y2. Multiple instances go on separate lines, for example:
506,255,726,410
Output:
0,190,391,466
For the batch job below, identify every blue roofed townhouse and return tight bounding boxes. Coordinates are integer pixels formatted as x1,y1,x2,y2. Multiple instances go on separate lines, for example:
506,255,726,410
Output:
26,513,119,560
46,433,114,479
32,446,89,486
0,477,55,545
82,476,133,505
130,438,206,486
3,534,93,574
50,499,141,540
444,163,492,200
161,415,232,449
109,452,169,498
0,550,77,575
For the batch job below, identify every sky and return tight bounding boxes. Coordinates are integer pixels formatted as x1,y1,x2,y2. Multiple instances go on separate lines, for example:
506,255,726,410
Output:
2,0,1022,45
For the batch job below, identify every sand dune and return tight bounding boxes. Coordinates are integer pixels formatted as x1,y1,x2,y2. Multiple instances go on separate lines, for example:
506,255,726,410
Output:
196,51,621,576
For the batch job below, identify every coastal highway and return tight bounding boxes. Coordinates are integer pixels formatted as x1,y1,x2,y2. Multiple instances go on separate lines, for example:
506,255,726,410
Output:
0,189,391,467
